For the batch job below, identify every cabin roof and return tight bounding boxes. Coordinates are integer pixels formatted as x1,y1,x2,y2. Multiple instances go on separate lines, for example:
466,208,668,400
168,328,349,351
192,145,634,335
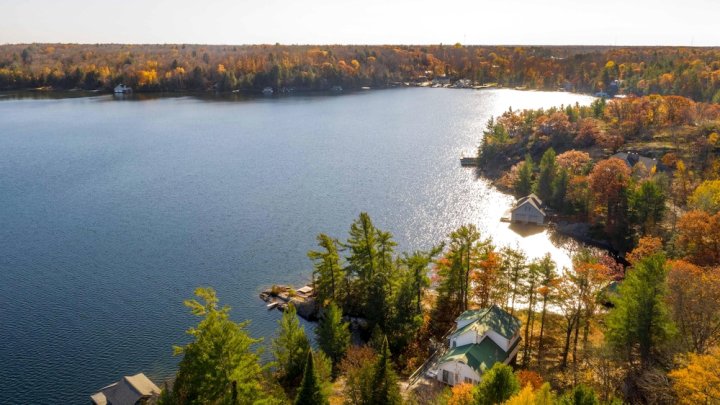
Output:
439,337,506,373
91,373,160,405
611,152,657,172
511,194,545,216
453,305,521,340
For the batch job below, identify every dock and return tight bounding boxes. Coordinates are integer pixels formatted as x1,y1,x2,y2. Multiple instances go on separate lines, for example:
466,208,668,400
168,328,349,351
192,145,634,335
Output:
259,284,318,320
460,157,479,166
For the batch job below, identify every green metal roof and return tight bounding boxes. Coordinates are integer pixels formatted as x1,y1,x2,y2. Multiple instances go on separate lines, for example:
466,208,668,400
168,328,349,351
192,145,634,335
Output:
439,338,507,374
452,305,521,340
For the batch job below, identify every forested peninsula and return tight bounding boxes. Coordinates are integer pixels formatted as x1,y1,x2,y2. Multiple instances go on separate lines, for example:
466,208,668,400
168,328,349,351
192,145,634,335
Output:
2,44,720,101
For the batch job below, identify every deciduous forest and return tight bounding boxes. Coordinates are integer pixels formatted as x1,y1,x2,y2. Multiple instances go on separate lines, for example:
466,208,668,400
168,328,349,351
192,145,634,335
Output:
2,44,720,101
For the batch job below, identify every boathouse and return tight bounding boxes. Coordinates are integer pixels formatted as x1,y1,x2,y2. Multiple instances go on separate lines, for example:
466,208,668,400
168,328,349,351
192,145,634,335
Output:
432,305,521,386
90,373,161,405
510,194,545,225
114,84,132,94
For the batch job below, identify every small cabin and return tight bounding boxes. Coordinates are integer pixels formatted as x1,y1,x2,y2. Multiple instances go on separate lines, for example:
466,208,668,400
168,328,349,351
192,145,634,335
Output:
510,194,545,225
114,84,132,94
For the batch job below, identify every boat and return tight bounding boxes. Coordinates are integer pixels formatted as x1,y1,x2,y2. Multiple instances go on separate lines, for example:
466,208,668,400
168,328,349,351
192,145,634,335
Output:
114,84,132,94
330,85,343,92
262,87,274,95
266,301,278,310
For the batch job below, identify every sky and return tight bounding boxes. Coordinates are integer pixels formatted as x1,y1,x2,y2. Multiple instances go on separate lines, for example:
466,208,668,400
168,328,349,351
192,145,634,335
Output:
1,0,718,46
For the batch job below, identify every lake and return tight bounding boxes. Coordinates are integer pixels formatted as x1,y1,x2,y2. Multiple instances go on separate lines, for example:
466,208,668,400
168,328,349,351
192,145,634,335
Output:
0,88,594,404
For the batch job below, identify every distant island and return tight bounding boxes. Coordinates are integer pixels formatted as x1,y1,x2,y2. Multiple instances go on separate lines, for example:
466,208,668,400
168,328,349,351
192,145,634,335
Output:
1,44,720,102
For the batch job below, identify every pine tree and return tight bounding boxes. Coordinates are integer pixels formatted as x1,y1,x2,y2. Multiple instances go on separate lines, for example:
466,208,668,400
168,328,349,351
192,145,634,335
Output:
271,303,310,387
606,253,676,369
294,350,329,405
474,362,520,405
315,302,350,374
170,288,272,404
559,384,599,405
535,148,557,202
369,337,403,405
308,234,344,306
515,154,534,196
551,168,569,209
522,259,541,367
535,254,558,366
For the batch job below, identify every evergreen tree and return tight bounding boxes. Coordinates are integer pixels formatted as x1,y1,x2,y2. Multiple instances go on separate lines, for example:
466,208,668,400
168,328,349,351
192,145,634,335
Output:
448,224,485,311
370,337,403,405
271,304,310,387
558,384,599,405
170,288,272,405
474,362,520,405
522,259,541,367
294,350,329,405
606,253,676,369
515,155,534,196
315,302,350,374
308,234,344,306
535,148,557,202
551,168,569,209
500,247,527,316
535,254,558,366
629,179,666,236
387,269,424,354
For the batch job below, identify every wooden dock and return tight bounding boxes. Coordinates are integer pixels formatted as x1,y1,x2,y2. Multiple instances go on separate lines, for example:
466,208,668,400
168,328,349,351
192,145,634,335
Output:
460,157,479,167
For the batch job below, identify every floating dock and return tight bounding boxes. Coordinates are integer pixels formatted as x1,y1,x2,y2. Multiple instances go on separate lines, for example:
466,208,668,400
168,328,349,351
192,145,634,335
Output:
460,157,479,166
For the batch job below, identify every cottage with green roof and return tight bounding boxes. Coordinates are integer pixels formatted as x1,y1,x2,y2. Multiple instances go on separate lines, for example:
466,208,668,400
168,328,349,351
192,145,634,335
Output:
432,305,521,386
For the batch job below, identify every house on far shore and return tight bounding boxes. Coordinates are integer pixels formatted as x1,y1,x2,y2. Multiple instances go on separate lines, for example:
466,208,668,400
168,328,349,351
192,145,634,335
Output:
510,193,546,225
431,305,521,386
114,84,132,94
611,152,657,175
90,373,161,405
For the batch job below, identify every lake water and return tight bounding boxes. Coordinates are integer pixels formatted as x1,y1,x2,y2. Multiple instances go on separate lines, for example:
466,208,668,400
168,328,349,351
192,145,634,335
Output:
0,88,594,404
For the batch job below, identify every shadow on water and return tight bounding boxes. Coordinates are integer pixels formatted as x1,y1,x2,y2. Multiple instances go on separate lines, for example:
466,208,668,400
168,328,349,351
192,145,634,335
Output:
508,223,545,237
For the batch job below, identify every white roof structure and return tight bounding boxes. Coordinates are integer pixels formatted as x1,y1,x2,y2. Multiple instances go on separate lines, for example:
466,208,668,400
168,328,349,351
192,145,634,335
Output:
90,373,161,405
511,193,545,216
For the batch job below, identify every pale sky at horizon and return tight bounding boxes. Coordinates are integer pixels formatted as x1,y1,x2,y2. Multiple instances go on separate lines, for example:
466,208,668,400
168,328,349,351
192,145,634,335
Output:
1,0,718,46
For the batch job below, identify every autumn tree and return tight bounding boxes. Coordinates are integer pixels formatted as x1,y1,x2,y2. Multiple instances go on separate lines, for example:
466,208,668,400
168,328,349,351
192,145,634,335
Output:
447,383,475,405
589,157,632,248
689,180,720,214
556,150,592,176
667,260,720,354
669,347,720,405
676,210,720,266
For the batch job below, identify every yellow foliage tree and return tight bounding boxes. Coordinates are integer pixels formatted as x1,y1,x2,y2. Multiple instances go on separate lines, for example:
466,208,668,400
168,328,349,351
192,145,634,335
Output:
448,383,475,405
669,348,720,404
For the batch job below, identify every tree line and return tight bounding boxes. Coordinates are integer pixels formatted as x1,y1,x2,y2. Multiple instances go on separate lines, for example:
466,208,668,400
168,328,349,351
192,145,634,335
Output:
2,44,720,101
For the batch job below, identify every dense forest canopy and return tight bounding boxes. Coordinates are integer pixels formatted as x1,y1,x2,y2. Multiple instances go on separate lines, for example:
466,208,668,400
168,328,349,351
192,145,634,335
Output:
2,44,720,101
